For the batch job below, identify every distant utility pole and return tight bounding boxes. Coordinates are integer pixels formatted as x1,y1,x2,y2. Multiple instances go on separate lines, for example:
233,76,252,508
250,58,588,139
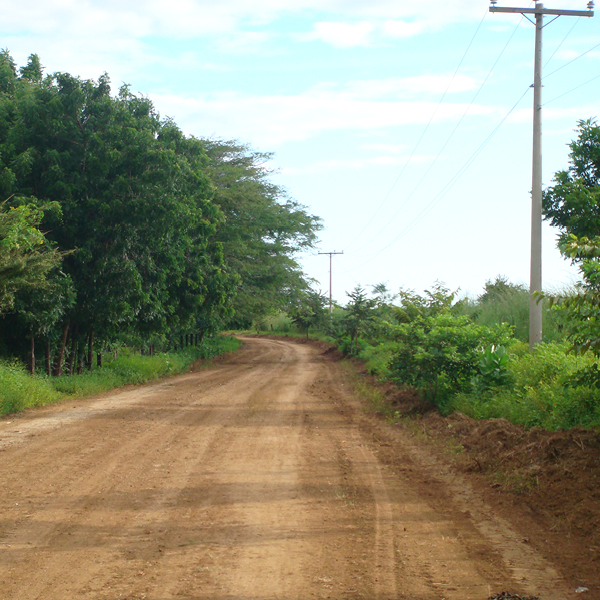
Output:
318,251,343,313
489,1,594,350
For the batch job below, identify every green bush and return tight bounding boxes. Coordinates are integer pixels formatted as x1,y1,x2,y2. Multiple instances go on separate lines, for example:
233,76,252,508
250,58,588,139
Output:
359,341,397,378
386,311,514,410
452,342,600,429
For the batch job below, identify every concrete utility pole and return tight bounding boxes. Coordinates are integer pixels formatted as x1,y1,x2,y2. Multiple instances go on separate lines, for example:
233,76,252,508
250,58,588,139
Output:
318,251,343,313
489,1,594,350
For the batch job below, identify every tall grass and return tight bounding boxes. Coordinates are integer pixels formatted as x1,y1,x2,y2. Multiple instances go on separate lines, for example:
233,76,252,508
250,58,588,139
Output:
0,336,241,415
451,342,600,430
458,288,568,343
0,359,62,414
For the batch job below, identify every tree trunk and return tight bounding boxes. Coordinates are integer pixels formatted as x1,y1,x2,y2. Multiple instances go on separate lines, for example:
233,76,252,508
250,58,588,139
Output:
27,334,35,375
97,352,103,368
67,328,78,376
88,329,94,371
180,335,184,349
53,323,69,377
46,340,51,376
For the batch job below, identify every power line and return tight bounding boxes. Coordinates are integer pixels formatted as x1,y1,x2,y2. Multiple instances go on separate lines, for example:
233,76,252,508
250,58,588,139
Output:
544,41,600,79
339,86,532,275
544,19,579,67
349,10,527,255
543,72,600,105
342,8,489,253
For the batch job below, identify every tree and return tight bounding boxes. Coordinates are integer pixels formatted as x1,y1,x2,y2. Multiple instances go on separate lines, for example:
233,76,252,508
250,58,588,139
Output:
341,286,378,355
290,289,328,338
542,119,600,371
0,201,63,313
200,139,322,327
543,119,600,244
0,51,321,368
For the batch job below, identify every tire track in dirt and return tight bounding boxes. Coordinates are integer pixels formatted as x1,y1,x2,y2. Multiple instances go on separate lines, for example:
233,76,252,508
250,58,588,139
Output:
0,337,576,599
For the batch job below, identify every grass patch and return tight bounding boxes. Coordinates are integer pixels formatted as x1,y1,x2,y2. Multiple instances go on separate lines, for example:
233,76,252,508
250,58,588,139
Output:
451,342,600,430
0,336,241,416
0,359,62,415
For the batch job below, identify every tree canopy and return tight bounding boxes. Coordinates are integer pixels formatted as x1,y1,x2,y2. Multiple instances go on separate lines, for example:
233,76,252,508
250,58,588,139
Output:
0,51,321,369
543,119,600,244
542,119,600,364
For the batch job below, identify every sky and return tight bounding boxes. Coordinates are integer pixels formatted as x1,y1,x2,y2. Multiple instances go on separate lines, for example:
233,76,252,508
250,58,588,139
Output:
2,0,599,303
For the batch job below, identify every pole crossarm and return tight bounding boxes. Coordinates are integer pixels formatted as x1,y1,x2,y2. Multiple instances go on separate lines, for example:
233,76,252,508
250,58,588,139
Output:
489,2,594,348
490,6,593,16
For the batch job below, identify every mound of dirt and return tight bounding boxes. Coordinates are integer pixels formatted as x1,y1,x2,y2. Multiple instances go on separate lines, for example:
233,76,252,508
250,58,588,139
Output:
409,409,600,594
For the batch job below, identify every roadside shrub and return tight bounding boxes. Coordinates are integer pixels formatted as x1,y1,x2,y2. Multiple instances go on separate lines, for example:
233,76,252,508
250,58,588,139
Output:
359,340,397,378
452,342,600,429
0,359,61,414
386,312,514,410
0,336,241,415
471,345,513,392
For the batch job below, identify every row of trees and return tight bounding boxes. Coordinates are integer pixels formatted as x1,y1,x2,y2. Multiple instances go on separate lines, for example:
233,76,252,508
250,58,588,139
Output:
0,51,321,373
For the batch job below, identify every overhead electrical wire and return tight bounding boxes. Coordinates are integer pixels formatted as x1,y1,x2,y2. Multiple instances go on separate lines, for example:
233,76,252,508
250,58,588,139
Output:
543,41,600,79
347,9,527,257
543,73,600,106
543,19,579,68
341,8,489,253
339,85,532,275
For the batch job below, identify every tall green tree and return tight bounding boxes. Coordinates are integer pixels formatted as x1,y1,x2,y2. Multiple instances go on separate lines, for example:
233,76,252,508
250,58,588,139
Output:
0,51,322,367
201,140,322,327
542,119,600,367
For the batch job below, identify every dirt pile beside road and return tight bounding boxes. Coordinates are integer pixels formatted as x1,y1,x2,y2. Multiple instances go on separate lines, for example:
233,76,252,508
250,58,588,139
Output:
380,378,600,596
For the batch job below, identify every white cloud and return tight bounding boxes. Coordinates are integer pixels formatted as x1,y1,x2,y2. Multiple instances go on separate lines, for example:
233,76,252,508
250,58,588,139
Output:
308,21,375,48
341,74,479,99
150,84,499,147
2,0,485,41
381,19,432,38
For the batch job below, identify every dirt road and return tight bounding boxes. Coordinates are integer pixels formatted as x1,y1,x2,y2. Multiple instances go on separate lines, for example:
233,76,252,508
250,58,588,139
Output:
0,337,578,599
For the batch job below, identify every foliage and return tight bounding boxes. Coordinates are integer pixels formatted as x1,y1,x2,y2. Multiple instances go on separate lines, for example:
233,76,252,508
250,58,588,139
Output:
325,286,379,355
386,310,513,409
0,336,241,414
0,51,321,369
541,119,600,385
543,118,600,242
471,345,512,392
0,202,63,312
201,140,322,327
456,275,567,343
452,342,600,430
290,289,328,337
0,358,61,414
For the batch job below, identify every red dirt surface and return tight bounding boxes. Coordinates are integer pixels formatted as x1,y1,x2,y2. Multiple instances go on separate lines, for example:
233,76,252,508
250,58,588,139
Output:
0,336,596,599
